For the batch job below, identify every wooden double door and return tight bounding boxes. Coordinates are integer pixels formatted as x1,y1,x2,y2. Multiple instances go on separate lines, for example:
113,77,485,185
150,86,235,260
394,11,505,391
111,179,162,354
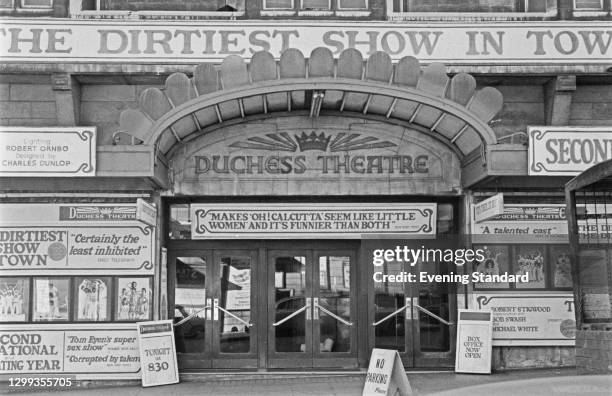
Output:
168,241,359,370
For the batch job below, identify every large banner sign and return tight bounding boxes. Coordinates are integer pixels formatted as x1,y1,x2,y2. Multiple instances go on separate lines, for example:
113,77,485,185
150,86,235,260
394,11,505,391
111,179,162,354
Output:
1,20,610,64
473,294,575,346
191,204,437,239
528,127,612,176
471,203,611,243
0,226,154,274
0,127,96,177
0,203,157,226
0,327,140,379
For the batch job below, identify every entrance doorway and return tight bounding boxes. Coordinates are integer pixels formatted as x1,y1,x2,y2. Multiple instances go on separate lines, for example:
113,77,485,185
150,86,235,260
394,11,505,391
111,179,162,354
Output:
267,248,358,368
170,249,258,369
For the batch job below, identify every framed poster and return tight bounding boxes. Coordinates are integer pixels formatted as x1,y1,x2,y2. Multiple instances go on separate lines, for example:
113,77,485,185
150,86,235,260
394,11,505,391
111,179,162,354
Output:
550,246,573,288
33,277,70,321
76,277,111,322
115,277,152,321
514,246,547,289
473,245,510,289
0,277,30,322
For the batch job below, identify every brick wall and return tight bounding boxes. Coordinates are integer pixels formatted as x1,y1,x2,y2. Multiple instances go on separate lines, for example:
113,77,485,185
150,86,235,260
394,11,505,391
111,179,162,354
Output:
80,84,156,145
0,83,57,127
492,346,575,370
570,85,612,126
575,330,612,374
492,85,544,140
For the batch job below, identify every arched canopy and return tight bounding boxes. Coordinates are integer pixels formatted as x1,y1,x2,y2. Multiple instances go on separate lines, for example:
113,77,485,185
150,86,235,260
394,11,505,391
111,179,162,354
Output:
118,47,503,159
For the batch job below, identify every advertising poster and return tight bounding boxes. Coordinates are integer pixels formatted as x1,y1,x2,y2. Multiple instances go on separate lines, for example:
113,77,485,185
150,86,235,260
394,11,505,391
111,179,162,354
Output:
116,278,152,321
0,328,140,378
33,278,70,322
0,278,29,322
137,320,179,387
192,203,437,239
77,277,111,322
473,294,576,346
0,226,155,274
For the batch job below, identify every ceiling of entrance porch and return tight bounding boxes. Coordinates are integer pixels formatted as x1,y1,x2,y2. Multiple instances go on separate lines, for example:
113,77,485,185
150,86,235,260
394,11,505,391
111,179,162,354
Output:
117,47,503,158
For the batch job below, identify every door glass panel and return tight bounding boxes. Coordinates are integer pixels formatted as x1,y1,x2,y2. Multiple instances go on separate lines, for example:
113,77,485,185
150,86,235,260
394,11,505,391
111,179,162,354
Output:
318,256,351,353
174,257,207,353
274,256,306,353
417,259,450,352
219,256,252,353
374,260,406,351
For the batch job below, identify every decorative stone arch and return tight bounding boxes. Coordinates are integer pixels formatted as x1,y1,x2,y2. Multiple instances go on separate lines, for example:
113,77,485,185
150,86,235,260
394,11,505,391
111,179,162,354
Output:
117,47,503,161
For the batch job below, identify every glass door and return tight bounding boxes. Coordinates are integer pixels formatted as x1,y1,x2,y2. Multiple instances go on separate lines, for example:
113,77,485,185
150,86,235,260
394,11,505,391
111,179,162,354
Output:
368,240,457,368
267,249,358,368
169,249,258,369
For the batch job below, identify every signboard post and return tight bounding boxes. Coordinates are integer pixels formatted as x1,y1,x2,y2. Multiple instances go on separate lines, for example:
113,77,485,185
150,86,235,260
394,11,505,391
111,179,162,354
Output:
455,310,493,374
136,320,179,387
473,193,504,223
362,348,412,396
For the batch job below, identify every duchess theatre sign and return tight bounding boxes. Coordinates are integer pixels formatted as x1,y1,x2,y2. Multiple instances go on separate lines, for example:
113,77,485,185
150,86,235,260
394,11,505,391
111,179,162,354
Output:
1,20,610,64
191,204,436,239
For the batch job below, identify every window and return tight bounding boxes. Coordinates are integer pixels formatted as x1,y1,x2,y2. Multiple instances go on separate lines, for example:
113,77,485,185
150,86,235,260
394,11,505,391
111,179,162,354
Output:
264,0,294,8
0,0,14,9
263,0,367,10
20,0,53,8
85,0,245,12
574,0,604,9
390,0,556,13
301,0,330,9
473,245,573,290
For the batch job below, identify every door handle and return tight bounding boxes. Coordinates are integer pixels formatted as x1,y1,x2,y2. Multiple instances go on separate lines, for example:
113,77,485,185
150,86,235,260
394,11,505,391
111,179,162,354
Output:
312,298,318,320
213,298,219,321
315,300,353,326
306,297,312,320
372,297,412,327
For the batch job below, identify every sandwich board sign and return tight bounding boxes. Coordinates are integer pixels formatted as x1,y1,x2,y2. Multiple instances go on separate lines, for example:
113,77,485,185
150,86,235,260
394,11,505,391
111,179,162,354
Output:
455,310,493,374
362,348,413,396
137,320,179,387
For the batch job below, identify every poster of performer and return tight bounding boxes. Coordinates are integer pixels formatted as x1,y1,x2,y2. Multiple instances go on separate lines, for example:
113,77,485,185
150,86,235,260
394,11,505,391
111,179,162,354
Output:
0,278,29,322
77,277,111,321
514,246,547,289
474,245,509,289
115,278,152,321
550,246,573,288
33,278,70,321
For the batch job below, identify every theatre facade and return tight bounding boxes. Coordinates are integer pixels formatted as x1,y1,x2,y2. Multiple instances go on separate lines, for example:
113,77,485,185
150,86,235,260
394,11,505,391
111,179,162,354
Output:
1,6,611,378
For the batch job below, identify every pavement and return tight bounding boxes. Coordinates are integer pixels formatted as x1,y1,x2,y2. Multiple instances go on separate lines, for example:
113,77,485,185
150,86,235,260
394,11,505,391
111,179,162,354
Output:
2,368,611,396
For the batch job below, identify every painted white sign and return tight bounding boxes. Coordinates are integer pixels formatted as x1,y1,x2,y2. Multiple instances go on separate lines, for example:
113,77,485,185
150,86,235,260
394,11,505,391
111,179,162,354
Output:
0,127,96,177
191,204,436,239
528,127,612,176
0,326,140,379
362,348,412,396
1,20,611,64
137,320,179,387
0,225,154,274
473,193,504,223
455,310,493,374
473,294,576,346
136,199,157,227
